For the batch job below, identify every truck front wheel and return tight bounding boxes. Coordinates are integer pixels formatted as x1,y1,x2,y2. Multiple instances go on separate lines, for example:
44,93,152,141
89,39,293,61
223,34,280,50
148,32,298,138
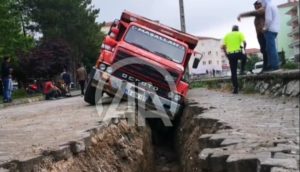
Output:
84,79,96,105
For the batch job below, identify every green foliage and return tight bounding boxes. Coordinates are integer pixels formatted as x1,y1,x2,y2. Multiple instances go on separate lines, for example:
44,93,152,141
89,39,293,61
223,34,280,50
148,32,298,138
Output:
190,81,207,89
12,89,27,99
240,80,256,94
282,60,299,69
245,54,261,72
23,0,104,69
20,39,72,79
1,0,104,82
278,50,286,66
0,0,34,58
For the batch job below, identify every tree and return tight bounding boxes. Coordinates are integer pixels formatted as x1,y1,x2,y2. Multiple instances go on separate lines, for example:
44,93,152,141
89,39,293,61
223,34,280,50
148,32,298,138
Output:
23,0,104,72
0,0,35,85
0,0,34,57
20,39,71,79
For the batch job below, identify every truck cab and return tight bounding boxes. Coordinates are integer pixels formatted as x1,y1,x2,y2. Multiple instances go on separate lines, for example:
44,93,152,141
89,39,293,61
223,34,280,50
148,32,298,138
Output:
84,11,199,118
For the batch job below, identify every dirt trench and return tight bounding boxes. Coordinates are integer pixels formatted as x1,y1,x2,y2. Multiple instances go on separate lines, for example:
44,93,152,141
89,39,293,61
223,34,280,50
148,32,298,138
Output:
3,102,224,172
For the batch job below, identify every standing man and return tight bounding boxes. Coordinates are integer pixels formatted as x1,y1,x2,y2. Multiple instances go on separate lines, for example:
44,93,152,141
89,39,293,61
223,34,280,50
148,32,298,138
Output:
222,25,247,94
76,63,88,96
238,1,268,72
1,56,13,103
258,0,280,71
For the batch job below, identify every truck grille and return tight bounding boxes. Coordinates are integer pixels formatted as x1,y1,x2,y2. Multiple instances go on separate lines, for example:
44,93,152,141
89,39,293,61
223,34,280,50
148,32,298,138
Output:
112,50,179,98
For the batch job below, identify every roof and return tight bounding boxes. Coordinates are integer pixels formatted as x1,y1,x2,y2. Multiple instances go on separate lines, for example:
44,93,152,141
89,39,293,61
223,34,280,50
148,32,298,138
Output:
246,48,261,54
278,1,299,8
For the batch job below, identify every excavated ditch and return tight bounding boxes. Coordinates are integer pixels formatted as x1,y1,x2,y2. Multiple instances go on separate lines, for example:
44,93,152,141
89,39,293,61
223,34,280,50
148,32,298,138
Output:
2,102,226,172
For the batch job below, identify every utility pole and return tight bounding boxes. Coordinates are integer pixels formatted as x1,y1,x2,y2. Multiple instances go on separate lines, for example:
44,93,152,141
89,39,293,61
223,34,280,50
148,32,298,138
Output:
179,0,190,81
179,0,186,32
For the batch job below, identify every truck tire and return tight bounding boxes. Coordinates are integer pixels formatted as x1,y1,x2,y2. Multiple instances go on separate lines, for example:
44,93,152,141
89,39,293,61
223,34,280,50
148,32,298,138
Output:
84,79,96,105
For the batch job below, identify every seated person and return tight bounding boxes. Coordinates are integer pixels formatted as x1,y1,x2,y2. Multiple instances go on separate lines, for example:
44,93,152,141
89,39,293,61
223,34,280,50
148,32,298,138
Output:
43,80,61,100
55,80,68,97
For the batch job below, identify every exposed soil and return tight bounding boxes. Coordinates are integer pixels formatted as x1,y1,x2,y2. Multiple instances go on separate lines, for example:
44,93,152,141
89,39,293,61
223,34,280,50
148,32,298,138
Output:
35,120,155,172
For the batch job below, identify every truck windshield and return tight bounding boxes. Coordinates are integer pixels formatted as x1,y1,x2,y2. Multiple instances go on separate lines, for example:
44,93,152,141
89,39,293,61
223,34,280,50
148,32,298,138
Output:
124,25,186,63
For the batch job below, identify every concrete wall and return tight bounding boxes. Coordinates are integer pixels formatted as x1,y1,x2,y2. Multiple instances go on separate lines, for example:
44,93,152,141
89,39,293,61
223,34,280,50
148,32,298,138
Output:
191,70,300,97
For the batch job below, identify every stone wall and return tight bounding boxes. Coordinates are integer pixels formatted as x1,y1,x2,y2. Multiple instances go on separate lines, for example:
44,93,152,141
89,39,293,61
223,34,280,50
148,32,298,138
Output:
191,70,300,97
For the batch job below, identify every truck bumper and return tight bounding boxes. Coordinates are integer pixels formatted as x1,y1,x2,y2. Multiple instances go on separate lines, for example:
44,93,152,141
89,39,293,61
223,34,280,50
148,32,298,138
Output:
90,68,182,119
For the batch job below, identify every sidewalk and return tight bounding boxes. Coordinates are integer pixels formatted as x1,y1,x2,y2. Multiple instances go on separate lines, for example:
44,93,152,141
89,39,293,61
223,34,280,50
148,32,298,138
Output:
0,90,81,109
188,88,299,171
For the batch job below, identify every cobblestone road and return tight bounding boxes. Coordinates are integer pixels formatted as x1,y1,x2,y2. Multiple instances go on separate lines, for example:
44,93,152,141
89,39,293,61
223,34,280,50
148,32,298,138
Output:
0,96,128,164
0,88,299,171
189,88,299,171
189,88,299,145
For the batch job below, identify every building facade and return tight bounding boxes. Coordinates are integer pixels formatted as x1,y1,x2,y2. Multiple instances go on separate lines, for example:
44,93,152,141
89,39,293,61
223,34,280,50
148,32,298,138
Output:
278,0,299,60
189,37,230,77
286,0,300,61
100,21,113,34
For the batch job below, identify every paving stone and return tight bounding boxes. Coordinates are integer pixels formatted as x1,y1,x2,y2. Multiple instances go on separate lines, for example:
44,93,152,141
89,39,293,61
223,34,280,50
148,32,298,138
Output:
0,168,9,172
271,167,298,172
274,152,300,161
189,88,299,172
220,138,244,146
226,154,260,172
209,154,229,172
261,158,298,171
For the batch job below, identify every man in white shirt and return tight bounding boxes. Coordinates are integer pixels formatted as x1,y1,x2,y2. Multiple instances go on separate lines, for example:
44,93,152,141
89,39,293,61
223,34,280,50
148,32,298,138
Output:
258,0,280,71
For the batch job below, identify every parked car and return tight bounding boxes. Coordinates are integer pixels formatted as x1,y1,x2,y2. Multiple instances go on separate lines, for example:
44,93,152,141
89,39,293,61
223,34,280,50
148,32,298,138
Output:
252,61,263,74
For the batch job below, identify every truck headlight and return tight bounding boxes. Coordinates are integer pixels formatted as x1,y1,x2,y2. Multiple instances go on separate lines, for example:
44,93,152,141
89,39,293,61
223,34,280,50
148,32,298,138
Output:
174,94,181,101
168,92,175,98
106,66,113,74
99,63,107,71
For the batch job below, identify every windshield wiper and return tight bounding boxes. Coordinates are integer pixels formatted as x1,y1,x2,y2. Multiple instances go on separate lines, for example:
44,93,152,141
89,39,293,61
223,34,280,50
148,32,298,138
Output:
153,51,174,62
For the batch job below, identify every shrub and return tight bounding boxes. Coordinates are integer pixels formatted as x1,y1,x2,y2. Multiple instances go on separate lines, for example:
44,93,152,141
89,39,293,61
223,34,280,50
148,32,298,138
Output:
282,61,299,69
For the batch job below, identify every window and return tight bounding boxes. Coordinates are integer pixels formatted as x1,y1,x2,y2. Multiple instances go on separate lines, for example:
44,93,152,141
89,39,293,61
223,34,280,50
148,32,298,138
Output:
125,25,186,63
203,61,206,65
208,60,212,64
217,61,219,65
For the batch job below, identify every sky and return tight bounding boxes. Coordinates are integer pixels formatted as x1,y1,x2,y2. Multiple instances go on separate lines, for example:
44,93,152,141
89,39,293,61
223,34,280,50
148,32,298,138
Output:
91,0,287,48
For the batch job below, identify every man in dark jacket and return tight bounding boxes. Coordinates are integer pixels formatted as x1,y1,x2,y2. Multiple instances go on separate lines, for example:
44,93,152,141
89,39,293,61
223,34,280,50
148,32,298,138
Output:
1,56,13,103
238,1,268,72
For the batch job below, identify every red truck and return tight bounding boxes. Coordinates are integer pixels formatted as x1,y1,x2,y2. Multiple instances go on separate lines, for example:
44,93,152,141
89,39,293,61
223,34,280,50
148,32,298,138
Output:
84,11,199,118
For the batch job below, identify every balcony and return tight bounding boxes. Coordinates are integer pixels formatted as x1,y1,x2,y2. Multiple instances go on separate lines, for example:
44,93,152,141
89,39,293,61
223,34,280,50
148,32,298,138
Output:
289,39,300,48
288,26,300,37
287,15,299,26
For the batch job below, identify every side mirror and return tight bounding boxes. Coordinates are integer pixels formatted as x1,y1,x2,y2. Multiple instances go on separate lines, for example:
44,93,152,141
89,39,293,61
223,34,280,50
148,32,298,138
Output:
192,52,203,69
192,58,200,69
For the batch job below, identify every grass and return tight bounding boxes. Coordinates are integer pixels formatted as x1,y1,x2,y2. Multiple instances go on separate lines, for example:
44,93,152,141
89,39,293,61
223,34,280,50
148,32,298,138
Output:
242,82,257,94
191,78,257,94
190,81,208,89
0,89,42,104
